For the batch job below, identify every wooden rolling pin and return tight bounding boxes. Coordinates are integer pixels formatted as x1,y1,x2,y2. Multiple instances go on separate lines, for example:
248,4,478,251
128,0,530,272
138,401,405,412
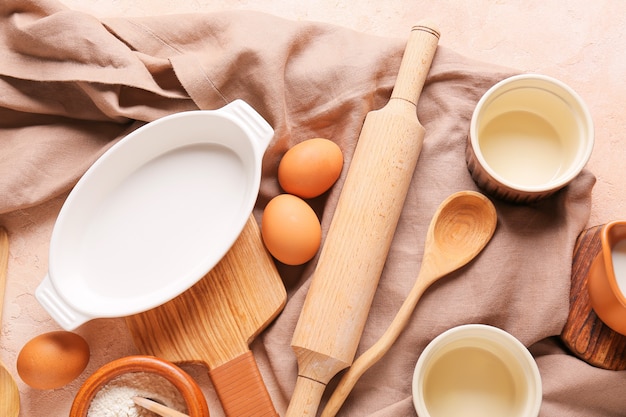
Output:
286,22,440,417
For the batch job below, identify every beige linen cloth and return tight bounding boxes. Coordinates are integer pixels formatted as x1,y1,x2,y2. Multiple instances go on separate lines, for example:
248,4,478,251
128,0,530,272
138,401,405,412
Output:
1,1,625,416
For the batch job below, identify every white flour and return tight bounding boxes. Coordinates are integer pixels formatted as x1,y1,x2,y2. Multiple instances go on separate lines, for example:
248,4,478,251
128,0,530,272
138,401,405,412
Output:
87,372,188,417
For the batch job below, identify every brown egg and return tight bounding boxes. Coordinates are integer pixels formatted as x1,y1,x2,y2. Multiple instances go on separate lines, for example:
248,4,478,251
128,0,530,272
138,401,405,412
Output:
261,194,322,265
278,138,343,199
17,331,90,390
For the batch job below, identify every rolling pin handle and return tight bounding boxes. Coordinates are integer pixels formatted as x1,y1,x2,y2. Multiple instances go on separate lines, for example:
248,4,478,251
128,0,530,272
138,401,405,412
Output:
389,21,440,106
285,375,327,417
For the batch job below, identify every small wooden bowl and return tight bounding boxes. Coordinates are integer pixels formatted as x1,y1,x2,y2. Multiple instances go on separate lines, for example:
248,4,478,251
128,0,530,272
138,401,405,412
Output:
70,355,209,417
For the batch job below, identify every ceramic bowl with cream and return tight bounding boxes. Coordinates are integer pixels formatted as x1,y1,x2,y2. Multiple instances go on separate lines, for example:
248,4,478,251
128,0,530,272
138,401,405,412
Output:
466,74,594,203
412,324,542,417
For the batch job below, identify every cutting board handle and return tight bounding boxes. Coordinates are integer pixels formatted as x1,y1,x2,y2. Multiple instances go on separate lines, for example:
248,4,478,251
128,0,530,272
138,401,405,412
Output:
209,350,278,417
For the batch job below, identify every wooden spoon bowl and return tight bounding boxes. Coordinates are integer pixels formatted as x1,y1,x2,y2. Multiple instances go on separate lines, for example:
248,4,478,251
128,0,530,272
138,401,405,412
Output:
428,191,499,272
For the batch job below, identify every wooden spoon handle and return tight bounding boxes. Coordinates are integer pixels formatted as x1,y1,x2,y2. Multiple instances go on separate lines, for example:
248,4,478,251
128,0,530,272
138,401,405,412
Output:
133,396,190,417
320,275,431,417
208,350,278,417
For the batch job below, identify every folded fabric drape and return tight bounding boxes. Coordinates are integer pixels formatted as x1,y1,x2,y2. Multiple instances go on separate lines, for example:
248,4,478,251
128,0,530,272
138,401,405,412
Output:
2,1,622,417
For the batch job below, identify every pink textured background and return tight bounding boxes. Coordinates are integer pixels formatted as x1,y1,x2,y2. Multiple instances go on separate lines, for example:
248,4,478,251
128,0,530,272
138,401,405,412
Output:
1,1,624,416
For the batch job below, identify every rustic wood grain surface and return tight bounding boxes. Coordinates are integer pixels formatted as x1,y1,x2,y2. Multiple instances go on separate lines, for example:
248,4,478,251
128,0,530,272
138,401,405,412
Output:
561,225,626,371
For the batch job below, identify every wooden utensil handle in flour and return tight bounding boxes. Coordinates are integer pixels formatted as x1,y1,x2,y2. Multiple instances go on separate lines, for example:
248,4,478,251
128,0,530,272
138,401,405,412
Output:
287,22,439,417
209,350,278,417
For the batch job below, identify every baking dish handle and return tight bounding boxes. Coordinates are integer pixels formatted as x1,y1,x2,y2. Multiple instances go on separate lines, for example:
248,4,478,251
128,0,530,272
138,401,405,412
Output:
35,275,90,331
219,99,274,155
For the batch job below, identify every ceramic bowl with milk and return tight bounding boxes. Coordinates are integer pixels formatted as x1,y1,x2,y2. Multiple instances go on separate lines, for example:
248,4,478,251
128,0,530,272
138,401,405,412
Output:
587,220,626,335
466,74,594,203
412,324,542,417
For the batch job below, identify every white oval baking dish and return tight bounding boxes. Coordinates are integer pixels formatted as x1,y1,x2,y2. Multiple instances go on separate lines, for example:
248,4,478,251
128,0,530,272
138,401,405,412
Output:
36,100,273,330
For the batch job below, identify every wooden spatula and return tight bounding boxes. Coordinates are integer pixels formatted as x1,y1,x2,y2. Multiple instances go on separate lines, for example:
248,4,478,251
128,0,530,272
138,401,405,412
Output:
126,215,286,417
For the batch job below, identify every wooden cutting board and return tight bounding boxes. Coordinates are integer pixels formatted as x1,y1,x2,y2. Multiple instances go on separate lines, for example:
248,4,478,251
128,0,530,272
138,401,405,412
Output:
126,215,286,416
560,224,626,370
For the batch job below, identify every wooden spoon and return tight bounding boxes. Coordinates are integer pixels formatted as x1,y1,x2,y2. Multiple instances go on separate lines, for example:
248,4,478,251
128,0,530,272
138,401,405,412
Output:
0,227,20,417
320,190,497,417
133,396,190,417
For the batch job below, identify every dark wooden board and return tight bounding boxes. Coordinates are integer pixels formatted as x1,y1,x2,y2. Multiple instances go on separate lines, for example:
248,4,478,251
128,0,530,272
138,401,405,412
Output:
560,225,626,370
